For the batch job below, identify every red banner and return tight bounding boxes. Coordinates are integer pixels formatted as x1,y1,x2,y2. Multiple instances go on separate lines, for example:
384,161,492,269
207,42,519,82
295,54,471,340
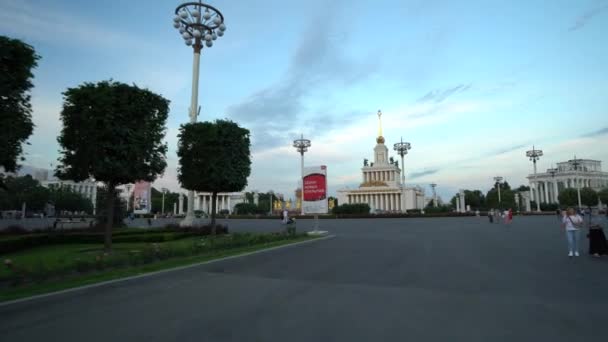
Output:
303,173,327,201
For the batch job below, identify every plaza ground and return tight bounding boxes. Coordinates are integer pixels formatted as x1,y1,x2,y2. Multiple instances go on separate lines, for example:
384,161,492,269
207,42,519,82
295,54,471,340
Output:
1,216,606,341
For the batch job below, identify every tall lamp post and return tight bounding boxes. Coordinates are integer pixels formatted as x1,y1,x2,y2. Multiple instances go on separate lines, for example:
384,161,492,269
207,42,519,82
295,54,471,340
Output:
173,1,226,226
293,134,311,216
430,183,437,207
394,137,412,213
570,156,582,208
268,190,274,216
526,146,543,212
161,187,168,215
494,176,503,206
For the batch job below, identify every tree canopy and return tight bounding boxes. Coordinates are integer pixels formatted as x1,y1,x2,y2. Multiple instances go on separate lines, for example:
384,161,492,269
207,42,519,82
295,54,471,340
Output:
580,187,598,207
558,188,578,207
0,175,49,212
0,36,39,173
598,188,608,205
56,80,169,251
177,120,251,227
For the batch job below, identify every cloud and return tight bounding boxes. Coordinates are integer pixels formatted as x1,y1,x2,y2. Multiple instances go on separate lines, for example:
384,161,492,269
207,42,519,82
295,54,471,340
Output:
568,4,608,31
225,10,376,152
0,0,155,51
416,84,472,104
490,143,528,156
409,169,440,179
580,127,608,138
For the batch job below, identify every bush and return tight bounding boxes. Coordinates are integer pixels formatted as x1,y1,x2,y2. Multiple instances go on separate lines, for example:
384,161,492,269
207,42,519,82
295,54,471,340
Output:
332,203,371,215
3,225,28,235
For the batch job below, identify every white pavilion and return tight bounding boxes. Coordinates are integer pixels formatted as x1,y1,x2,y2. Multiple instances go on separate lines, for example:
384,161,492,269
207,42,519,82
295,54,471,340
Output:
337,112,425,212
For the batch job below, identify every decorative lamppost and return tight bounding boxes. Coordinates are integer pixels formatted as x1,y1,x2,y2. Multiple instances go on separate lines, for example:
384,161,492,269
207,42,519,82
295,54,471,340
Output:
394,137,411,213
430,183,438,207
268,190,274,216
494,176,503,206
526,146,543,212
173,1,226,226
293,134,311,215
570,156,582,208
161,187,169,215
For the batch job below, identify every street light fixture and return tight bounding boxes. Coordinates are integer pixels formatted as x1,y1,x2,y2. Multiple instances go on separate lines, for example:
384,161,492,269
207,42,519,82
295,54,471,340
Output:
268,190,274,216
569,156,582,208
526,146,543,212
393,137,411,213
173,1,226,226
430,183,437,207
494,176,503,205
293,134,311,216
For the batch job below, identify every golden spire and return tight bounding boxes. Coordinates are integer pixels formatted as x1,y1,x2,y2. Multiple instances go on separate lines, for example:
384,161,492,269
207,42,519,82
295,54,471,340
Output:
376,109,385,144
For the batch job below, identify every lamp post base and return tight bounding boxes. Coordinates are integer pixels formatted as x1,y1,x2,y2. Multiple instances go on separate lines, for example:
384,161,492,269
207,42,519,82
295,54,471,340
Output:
180,213,196,227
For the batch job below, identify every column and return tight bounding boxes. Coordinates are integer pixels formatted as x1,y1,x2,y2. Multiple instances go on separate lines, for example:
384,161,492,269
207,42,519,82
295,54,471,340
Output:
178,194,184,215
392,193,397,211
202,196,207,214
543,181,549,205
194,194,200,210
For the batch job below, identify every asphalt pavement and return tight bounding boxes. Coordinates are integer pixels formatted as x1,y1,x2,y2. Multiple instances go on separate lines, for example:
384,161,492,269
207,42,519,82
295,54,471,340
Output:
1,216,607,341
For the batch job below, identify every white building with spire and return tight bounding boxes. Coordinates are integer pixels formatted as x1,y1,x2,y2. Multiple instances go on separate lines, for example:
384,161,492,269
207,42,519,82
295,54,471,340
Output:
337,111,425,212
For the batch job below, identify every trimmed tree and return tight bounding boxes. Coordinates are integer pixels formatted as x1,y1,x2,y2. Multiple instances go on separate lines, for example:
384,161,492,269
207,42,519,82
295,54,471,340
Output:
177,120,251,229
598,188,608,205
558,188,578,207
0,36,39,175
580,187,598,208
56,80,169,251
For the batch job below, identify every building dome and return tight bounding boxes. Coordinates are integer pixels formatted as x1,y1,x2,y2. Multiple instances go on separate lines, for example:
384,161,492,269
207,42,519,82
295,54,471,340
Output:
376,136,385,144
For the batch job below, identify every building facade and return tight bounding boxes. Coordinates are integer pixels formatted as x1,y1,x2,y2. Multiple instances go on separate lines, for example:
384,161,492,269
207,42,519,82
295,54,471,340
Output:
337,114,425,212
191,192,246,214
527,158,608,204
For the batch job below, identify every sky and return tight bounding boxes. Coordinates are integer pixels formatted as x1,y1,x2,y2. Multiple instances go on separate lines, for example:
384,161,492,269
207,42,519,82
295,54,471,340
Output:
2,0,608,202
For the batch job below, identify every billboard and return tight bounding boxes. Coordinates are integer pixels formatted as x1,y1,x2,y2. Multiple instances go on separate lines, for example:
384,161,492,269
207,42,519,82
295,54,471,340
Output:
302,165,328,214
133,181,152,214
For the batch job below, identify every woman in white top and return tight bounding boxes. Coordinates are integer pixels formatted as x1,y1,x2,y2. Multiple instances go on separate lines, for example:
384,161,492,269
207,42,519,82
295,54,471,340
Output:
562,207,584,257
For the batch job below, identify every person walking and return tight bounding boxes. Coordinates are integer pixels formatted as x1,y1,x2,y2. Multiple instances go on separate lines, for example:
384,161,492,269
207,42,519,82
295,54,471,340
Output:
488,209,494,223
507,208,513,224
587,210,608,257
562,207,584,257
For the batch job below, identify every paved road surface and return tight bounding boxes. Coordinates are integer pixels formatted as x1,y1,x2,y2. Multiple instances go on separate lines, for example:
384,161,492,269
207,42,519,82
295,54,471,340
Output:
2,216,607,341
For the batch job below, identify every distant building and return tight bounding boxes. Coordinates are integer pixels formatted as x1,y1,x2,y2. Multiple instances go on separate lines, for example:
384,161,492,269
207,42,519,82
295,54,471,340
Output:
337,111,426,212
527,158,608,204
41,179,98,214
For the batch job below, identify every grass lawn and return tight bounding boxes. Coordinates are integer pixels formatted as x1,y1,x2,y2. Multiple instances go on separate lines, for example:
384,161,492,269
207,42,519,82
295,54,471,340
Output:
0,234,318,302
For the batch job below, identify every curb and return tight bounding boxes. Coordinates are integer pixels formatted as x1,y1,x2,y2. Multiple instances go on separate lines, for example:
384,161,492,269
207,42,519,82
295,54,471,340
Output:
0,234,336,307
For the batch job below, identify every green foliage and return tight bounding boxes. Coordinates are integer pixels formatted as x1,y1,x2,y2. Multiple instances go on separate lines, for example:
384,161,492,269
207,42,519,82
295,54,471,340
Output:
55,80,169,251
56,80,169,185
332,203,371,214
598,188,608,204
424,205,451,213
0,36,39,172
49,188,93,214
558,188,578,207
486,184,516,210
234,202,263,215
0,175,49,211
517,185,530,191
580,187,598,207
177,120,251,226
150,187,180,214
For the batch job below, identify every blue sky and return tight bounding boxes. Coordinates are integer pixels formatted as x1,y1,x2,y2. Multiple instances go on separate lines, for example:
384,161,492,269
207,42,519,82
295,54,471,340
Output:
2,0,607,202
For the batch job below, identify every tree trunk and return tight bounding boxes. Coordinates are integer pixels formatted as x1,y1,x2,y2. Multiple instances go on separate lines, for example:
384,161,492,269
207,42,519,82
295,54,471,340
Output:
104,183,115,253
211,191,217,234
